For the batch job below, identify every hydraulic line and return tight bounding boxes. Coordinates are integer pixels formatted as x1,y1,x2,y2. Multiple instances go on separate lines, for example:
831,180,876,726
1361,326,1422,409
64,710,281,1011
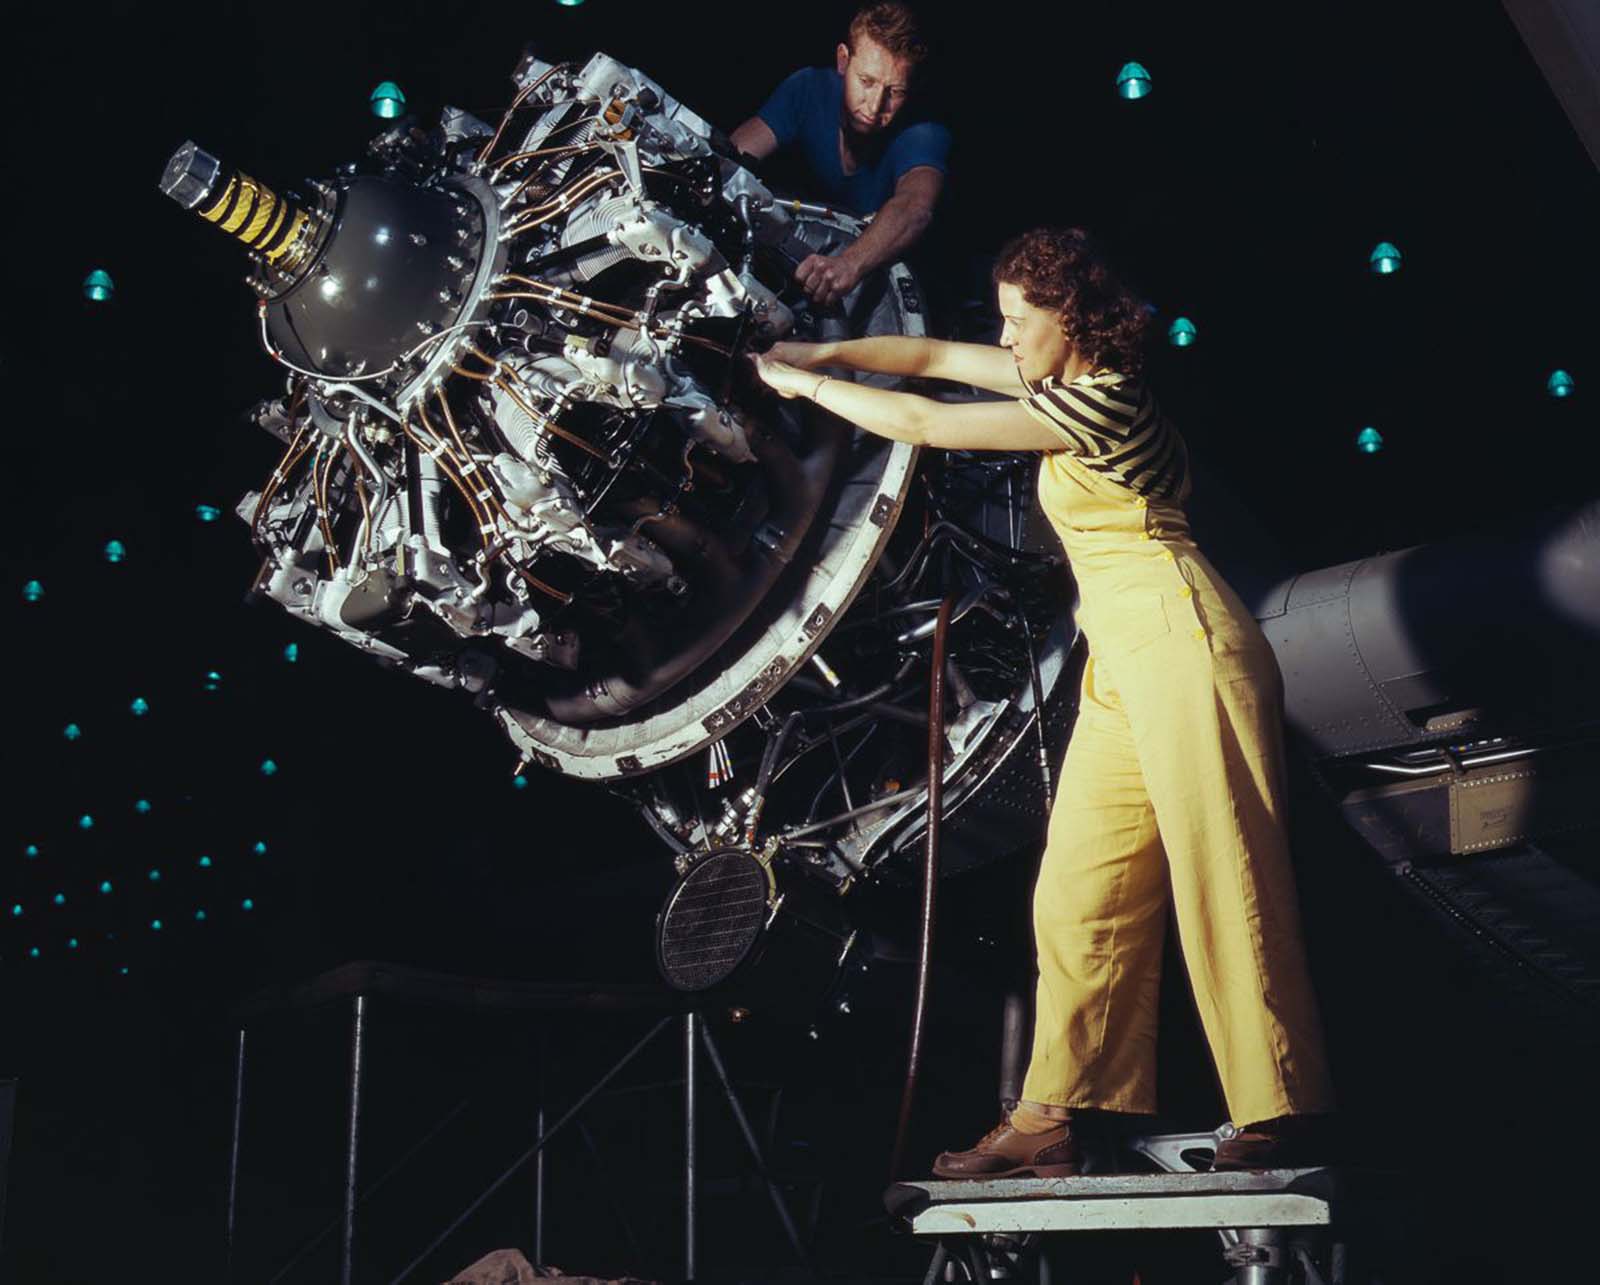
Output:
475,63,566,167
435,389,515,526
505,561,573,605
407,406,493,548
743,711,803,844
825,722,856,812
486,291,733,358
504,145,606,205
800,655,919,719
779,787,921,841
252,420,313,540
347,449,373,565
491,373,609,462
806,723,879,822
881,518,1055,600
344,423,391,563
401,411,571,606
890,594,954,1181
313,446,341,575
489,110,605,178
503,167,622,236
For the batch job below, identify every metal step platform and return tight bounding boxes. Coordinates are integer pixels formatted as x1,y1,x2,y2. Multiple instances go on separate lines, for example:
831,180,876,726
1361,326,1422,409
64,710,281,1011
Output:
886,1163,1383,1285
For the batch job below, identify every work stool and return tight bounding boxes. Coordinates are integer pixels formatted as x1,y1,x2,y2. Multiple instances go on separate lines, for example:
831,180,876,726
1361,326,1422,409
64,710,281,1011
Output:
224,961,811,1283
887,1159,1387,1285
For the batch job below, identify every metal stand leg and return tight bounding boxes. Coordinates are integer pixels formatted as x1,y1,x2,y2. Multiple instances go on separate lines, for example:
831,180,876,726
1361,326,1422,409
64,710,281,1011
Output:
999,990,1028,1111
225,1027,246,1283
342,995,367,1285
684,1012,698,1281
574,1119,647,1269
697,1020,811,1269
533,1047,546,1269
267,1100,468,1285
387,1016,673,1285
1227,1227,1290,1285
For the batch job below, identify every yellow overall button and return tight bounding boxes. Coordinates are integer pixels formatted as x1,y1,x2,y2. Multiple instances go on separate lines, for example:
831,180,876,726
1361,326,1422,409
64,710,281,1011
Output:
1179,585,1193,598
1161,550,1175,562
1192,627,1206,640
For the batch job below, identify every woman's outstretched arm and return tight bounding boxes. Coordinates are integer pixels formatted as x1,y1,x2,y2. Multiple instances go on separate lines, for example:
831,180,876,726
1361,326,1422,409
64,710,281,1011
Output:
754,355,1060,451
770,337,1028,397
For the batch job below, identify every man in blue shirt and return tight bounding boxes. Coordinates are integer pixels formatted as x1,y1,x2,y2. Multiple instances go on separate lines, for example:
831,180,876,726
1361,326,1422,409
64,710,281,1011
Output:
730,2,950,307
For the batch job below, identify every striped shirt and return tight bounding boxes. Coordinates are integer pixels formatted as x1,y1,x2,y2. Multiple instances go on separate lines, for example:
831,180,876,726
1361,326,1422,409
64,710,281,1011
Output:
1021,373,1190,501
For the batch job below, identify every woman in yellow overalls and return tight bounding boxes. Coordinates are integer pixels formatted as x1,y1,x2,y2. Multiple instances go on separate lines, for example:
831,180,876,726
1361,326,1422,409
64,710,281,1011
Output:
754,227,1334,1176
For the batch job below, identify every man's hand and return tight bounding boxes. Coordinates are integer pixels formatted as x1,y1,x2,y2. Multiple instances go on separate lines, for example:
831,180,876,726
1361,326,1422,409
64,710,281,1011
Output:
796,168,942,308
795,253,864,308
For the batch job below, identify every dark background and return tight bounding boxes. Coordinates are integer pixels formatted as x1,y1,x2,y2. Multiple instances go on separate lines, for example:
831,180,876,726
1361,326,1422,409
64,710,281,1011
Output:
2,1,1598,1281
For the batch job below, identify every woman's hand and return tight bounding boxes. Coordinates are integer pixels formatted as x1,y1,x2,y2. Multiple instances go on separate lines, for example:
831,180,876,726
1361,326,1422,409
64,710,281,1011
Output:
752,353,824,400
764,341,823,369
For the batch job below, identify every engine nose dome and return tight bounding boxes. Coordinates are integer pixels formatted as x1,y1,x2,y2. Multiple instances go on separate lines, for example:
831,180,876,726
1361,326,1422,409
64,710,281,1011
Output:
264,176,484,379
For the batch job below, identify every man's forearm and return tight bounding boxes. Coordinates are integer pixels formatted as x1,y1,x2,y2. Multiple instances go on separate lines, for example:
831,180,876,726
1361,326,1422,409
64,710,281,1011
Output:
839,192,934,277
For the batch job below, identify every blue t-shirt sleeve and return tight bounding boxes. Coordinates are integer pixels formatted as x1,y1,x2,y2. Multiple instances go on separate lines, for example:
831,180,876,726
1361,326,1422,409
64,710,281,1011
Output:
885,121,952,183
756,68,818,147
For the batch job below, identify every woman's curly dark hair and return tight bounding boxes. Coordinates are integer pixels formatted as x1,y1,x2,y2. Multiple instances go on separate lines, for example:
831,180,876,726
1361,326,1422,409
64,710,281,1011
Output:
992,227,1154,377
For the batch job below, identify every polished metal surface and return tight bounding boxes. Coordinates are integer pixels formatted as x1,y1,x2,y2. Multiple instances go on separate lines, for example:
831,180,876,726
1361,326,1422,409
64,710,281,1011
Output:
264,177,480,378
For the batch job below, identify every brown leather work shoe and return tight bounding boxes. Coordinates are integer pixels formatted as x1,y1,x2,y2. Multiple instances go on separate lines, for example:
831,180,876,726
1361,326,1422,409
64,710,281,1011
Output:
1211,1114,1337,1171
931,1115,1091,1179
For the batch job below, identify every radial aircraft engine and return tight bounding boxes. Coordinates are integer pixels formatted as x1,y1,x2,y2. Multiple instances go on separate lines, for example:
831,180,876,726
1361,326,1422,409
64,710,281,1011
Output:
166,47,1600,1025
162,50,1082,1006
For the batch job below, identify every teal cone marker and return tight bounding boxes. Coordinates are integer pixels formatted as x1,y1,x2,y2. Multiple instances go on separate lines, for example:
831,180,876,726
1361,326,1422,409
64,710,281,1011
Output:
1116,62,1152,100
369,81,407,119
83,269,115,302
1369,241,1402,274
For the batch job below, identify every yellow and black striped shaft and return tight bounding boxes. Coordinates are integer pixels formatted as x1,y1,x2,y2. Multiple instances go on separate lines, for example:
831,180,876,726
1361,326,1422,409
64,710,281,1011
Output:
160,141,324,278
